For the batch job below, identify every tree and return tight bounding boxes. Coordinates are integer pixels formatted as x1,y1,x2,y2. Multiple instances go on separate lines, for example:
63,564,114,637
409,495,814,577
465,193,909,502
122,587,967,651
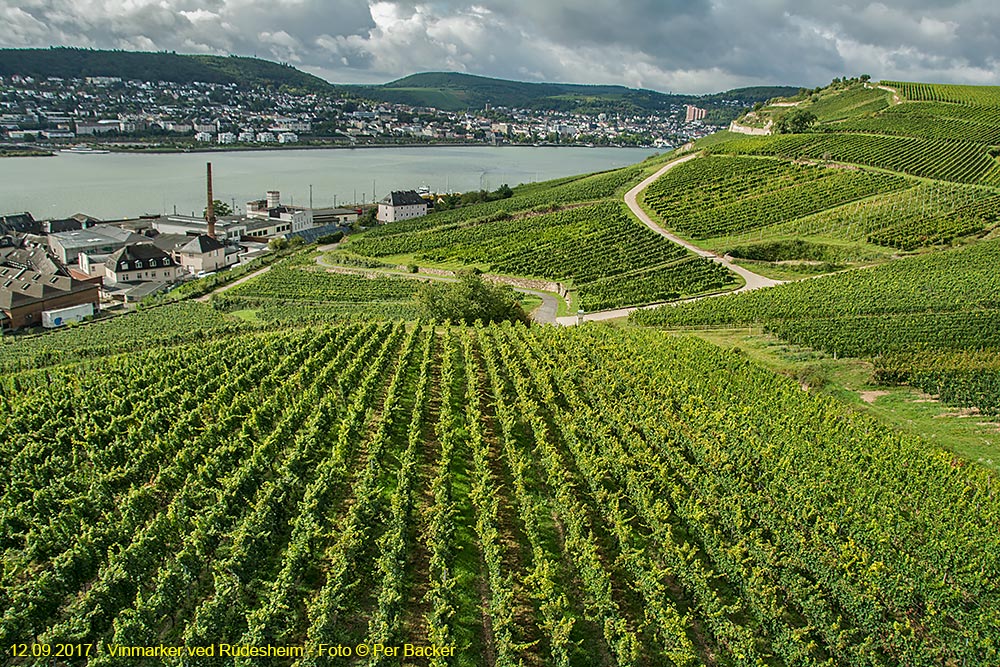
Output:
415,272,530,325
775,109,817,134
202,199,232,218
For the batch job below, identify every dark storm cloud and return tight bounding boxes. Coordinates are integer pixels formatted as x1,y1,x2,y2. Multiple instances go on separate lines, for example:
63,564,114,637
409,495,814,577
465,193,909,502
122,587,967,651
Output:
0,0,997,92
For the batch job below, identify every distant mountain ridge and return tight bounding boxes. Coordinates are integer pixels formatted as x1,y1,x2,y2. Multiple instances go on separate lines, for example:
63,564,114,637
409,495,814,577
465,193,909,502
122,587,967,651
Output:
349,71,799,116
0,48,799,117
0,47,333,92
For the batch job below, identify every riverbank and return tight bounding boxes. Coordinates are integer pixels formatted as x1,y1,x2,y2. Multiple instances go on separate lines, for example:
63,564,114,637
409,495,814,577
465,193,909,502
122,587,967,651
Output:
1,138,666,158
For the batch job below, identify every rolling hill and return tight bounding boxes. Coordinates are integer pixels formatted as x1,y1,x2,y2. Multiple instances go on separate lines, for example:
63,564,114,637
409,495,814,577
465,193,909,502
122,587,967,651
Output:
350,71,799,116
0,47,334,92
0,48,799,118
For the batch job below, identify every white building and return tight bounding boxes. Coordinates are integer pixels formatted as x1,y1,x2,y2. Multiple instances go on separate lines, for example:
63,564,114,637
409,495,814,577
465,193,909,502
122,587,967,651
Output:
103,244,184,286
193,121,219,134
173,234,235,274
377,191,428,224
256,131,275,143
238,130,255,142
277,132,298,144
273,117,311,132
195,131,213,142
245,190,313,233
217,132,237,144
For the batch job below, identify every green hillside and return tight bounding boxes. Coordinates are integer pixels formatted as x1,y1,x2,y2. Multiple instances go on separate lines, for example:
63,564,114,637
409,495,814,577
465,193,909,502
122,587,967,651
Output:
348,71,799,116
0,47,334,92
629,78,1000,465
0,49,799,117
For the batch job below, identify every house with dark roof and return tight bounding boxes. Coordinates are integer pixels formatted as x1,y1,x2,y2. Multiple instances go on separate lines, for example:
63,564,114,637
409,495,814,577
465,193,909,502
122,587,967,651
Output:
377,190,428,223
0,265,99,331
0,245,70,276
0,212,40,235
103,244,183,286
173,234,235,274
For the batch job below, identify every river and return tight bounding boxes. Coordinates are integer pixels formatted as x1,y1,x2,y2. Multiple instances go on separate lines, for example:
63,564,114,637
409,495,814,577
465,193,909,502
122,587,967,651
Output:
0,145,660,220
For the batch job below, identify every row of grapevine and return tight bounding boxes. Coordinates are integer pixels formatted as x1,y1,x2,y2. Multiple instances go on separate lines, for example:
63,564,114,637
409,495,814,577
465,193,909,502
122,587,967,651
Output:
4,324,1000,664
882,81,1000,107
715,132,997,184
632,237,1000,343
642,155,909,240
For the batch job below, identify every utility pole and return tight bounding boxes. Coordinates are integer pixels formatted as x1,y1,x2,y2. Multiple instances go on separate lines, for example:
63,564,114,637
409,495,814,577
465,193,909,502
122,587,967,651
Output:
309,184,313,209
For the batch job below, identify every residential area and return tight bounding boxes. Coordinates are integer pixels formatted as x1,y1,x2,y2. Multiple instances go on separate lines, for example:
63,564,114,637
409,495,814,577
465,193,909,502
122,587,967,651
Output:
0,74,719,151
0,186,367,333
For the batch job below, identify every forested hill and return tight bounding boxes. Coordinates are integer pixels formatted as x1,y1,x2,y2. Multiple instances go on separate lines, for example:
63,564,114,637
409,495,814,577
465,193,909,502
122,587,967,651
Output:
0,47,334,92
0,48,799,117
351,71,800,115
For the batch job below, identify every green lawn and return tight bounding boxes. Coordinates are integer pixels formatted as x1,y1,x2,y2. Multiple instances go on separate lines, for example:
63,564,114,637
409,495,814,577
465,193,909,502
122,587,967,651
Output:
687,328,1000,471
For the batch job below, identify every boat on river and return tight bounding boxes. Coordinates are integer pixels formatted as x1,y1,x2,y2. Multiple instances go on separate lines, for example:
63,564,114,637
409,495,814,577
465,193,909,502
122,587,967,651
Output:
60,145,110,154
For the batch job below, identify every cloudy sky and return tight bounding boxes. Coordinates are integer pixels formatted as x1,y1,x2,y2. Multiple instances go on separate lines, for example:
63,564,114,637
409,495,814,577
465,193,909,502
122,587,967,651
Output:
1,0,998,93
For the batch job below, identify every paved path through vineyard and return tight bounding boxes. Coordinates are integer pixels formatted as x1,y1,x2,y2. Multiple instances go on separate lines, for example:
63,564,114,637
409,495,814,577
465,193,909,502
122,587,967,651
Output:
556,152,783,325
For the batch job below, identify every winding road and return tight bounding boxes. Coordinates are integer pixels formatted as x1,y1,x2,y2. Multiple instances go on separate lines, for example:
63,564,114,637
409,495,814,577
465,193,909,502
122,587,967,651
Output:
555,152,783,325
210,154,782,327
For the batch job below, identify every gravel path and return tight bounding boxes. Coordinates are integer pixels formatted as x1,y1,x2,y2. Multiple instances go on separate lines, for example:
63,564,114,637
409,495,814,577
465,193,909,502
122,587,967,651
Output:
194,265,272,302
556,153,783,325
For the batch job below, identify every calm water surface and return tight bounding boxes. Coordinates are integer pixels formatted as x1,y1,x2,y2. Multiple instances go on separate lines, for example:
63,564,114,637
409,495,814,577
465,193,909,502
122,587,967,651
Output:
1,145,660,219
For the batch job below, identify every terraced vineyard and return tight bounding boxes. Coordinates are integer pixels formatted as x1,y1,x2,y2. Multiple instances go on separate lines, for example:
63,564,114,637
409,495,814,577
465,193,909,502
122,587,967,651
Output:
2,323,998,666
632,238,1000,357
641,155,908,240
716,133,997,184
881,80,1000,107
347,202,738,310
785,181,1000,250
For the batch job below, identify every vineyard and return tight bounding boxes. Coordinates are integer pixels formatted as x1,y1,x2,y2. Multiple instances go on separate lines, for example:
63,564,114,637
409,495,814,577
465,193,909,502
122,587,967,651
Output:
0,301,251,372
215,265,424,321
631,238,1000,356
346,202,738,310
714,132,998,184
361,163,654,241
640,156,908,240
1,323,998,666
778,181,1000,250
880,81,1000,107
